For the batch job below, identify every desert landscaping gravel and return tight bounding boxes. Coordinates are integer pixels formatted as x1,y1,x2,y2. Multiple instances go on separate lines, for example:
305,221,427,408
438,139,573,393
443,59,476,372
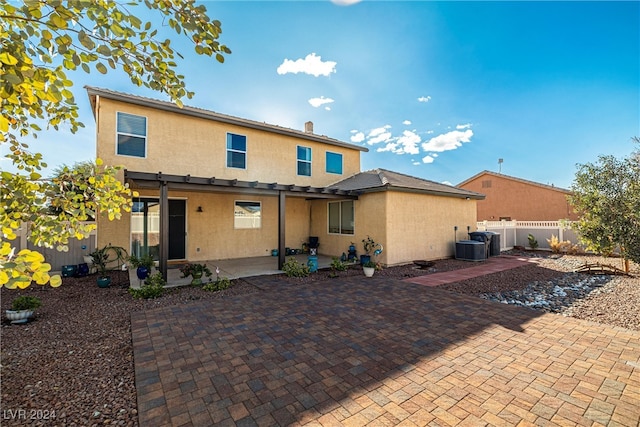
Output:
1,252,638,426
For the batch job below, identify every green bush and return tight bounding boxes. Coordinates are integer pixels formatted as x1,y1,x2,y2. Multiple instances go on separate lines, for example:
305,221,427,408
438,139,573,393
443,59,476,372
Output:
203,277,232,292
129,273,165,299
11,295,41,311
330,257,348,272
363,260,377,268
527,233,539,250
282,257,310,277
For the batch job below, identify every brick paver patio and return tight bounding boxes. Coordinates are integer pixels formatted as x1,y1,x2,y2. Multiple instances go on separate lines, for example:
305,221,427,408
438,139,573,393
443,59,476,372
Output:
131,271,640,426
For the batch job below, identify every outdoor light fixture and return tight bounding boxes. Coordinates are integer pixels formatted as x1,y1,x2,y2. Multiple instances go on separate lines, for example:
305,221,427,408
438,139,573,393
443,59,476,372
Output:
197,206,203,213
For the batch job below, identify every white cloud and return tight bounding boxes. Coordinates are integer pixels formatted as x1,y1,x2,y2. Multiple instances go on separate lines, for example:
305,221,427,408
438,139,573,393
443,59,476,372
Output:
331,0,362,5
412,161,421,165
308,96,335,108
367,125,391,138
421,129,473,152
422,155,435,164
417,96,431,103
442,181,453,186
277,53,336,77
368,131,393,145
395,130,421,155
456,123,472,130
324,106,331,111
350,132,365,143
377,142,398,153
403,120,412,125
365,125,393,145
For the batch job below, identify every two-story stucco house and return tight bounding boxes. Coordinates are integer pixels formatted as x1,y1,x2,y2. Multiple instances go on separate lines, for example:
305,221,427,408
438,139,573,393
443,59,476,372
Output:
87,86,484,279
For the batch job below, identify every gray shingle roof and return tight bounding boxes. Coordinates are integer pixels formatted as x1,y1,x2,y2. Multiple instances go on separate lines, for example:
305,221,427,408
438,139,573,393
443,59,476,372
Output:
328,169,485,199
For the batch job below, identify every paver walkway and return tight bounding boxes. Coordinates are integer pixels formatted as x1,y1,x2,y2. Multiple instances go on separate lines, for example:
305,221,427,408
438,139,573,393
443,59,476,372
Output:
132,270,640,426
404,255,540,287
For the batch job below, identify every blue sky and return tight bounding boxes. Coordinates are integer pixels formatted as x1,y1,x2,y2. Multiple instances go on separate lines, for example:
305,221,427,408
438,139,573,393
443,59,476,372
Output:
4,0,639,189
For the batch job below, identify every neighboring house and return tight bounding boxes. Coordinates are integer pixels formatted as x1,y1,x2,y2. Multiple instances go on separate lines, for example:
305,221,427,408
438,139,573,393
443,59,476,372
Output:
87,86,483,277
458,170,578,221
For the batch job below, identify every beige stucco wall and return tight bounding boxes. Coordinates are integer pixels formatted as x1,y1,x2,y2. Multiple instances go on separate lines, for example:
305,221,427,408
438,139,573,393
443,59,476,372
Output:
384,191,477,265
460,174,578,221
97,190,311,260
97,210,131,256
308,191,477,266
309,192,389,264
95,98,360,187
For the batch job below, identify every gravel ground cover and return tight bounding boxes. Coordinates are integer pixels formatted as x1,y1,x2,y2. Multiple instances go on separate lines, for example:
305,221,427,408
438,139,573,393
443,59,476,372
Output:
1,252,638,426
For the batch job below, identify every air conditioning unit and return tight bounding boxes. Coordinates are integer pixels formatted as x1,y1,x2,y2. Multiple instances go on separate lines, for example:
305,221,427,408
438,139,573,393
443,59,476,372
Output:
455,240,486,261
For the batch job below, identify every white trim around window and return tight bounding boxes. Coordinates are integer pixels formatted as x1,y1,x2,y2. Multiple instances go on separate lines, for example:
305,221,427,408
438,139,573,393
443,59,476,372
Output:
226,132,247,169
328,200,354,235
297,145,312,176
234,200,262,229
116,111,147,158
326,151,343,175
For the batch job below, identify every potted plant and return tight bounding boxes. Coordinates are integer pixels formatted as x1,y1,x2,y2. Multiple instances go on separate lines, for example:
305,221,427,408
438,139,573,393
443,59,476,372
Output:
128,253,155,280
361,236,375,265
180,263,212,285
6,295,41,324
90,247,111,288
361,236,384,265
362,260,377,277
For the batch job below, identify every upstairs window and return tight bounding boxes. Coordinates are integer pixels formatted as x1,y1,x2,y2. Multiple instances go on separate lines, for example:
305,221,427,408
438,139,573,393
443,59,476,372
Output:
297,146,312,176
117,112,146,157
328,200,354,235
227,133,247,169
326,151,343,174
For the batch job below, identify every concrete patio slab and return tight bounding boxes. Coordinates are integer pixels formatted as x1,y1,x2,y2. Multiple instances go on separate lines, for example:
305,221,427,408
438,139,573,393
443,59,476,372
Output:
131,275,640,426
130,254,334,288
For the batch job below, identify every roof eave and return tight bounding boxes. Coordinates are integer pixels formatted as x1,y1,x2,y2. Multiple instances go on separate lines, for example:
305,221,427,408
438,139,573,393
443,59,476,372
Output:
343,185,485,199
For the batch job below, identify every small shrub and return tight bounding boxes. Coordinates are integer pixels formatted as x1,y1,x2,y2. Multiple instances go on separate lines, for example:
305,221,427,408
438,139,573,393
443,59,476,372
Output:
527,234,539,250
547,234,563,253
129,273,165,299
11,296,41,311
363,260,377,268
203,277,232,292
547,234,578,254
179,263,212,279
330,257,347,272
567,243,582,255
282,257,310,278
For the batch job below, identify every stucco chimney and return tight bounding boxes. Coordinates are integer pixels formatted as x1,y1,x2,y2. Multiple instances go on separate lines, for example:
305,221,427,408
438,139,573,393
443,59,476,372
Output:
304,121,314,134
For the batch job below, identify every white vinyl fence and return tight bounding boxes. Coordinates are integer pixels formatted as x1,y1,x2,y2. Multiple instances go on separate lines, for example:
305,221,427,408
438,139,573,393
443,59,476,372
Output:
13,222,97,272
476,220,580,252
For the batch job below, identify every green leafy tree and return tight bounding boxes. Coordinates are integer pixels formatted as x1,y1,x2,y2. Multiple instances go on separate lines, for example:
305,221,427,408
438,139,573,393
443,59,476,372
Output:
568,138,640,266
1,1,230,288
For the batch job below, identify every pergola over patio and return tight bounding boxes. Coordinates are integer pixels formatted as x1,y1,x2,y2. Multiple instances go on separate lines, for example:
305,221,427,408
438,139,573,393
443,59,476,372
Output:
124,170,360,280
